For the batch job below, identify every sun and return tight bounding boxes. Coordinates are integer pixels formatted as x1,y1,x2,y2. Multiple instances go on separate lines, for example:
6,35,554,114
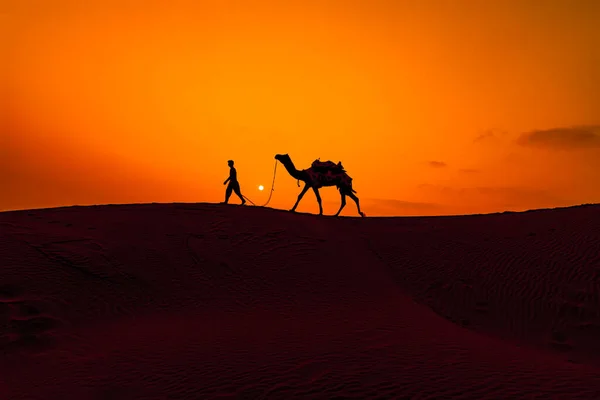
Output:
258,185,264,191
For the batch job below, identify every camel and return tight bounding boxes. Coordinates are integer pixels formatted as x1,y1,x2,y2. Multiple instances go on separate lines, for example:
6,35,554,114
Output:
274,154,366,217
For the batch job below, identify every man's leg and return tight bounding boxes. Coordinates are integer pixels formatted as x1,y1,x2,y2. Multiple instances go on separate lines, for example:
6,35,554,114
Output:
224,184,233,203
234,183,245,205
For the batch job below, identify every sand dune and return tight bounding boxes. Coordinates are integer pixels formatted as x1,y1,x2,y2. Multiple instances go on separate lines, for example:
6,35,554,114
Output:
1,203,600,399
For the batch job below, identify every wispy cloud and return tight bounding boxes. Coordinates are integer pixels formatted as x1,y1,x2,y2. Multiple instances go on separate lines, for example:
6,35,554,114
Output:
365,198,443,216
516,126,600,150
428,161,447,168
473,130,495,143
324,198,441,216
365,198,440,210
473,129,507,143
416,184,569,209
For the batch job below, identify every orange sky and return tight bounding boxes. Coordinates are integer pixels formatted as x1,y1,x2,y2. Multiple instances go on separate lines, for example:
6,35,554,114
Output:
3,0,600,216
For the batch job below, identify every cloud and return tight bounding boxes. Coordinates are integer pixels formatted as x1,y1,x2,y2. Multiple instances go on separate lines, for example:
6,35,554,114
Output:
516,126,600,150
428,161,447,168
474,130,496,143
473,129,507,143
364,198,443,216
365,198,440,210
323,198,441,216
416,184,569,210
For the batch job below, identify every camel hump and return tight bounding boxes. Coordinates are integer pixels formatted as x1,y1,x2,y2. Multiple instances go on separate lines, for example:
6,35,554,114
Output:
311,159,345,174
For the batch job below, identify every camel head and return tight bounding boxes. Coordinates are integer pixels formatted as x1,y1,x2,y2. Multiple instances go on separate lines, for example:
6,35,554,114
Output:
274,154,289,162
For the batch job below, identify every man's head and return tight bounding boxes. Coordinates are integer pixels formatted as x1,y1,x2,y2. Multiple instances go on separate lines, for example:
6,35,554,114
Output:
227,160,234,167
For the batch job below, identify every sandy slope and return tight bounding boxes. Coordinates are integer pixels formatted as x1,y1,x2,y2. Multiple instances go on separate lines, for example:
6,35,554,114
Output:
1,203,600,399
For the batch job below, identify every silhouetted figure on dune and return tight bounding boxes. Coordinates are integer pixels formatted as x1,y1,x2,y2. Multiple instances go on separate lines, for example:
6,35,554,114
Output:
274,154,365,217
223,160,245,205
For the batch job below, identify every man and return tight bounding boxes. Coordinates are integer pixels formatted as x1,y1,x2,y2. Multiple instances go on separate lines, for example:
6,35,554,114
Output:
223,160,246,205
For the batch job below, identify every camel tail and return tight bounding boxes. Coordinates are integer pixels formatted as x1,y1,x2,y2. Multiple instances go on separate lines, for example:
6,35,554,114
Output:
337,174,356,194
337,185,357,194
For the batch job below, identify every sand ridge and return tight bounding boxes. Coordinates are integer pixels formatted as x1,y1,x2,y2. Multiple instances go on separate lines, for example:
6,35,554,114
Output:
1,203,600,399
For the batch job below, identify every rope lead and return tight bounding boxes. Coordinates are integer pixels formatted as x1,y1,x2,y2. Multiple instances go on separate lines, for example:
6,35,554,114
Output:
242,159,278,207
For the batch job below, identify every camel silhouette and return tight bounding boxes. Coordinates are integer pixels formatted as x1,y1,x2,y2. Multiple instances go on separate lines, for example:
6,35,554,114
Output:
275,154,365,217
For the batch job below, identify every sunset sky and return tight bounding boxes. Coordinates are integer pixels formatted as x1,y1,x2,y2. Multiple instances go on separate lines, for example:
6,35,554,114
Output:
3,0,600,216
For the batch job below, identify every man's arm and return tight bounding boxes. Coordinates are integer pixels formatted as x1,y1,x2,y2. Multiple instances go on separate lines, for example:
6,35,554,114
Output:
224,168,236,184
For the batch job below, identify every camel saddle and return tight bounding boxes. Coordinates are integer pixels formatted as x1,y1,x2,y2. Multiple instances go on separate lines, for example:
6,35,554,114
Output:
311,159,345,174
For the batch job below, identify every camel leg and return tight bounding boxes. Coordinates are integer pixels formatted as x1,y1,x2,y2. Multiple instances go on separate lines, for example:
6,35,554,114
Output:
291,183,310,212
312,187,323,215
334,192,347,216
347,192,365,217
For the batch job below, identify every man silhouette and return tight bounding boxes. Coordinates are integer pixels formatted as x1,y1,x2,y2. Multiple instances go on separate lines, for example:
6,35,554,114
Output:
223,160,246,205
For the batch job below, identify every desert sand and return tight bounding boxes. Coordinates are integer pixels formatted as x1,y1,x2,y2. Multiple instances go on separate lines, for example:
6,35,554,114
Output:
1,202,600,399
